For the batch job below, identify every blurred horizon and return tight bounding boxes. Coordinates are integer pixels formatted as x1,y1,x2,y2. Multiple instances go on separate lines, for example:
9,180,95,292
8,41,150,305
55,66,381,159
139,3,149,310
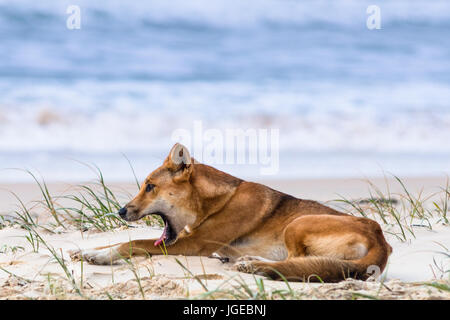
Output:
0,0,450,182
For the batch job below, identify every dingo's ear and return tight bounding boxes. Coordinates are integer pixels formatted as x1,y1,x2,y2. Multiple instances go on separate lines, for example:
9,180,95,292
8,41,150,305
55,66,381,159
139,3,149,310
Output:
167,143,193,181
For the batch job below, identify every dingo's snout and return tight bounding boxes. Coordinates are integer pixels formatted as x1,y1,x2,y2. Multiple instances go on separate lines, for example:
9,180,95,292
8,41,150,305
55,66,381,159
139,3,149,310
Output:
118,207,127,218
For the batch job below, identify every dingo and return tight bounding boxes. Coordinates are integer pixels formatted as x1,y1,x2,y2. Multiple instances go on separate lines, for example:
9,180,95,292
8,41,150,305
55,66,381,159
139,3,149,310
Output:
71,144,392,282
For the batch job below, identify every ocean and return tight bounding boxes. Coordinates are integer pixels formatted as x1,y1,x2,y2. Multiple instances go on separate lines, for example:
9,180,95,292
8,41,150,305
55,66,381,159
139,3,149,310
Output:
0,0,450,182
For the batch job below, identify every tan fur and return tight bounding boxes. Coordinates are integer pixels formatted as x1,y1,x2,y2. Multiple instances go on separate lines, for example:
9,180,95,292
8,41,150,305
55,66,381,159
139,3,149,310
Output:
304,234,368,260
73,143,393,283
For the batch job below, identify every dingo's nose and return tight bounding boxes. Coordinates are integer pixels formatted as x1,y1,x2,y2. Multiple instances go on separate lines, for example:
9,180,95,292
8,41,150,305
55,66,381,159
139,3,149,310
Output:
118,207,127,218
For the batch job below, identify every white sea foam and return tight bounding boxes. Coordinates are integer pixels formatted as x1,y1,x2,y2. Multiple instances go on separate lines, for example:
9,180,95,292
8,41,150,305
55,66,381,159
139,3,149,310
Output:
1,80,449,154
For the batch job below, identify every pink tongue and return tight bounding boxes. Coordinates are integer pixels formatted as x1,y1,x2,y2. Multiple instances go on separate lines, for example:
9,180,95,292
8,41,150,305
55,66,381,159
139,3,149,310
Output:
154,221,168,247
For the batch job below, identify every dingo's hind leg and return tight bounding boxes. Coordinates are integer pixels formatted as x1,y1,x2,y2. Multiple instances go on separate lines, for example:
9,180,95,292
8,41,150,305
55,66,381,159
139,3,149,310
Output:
233,215,391,282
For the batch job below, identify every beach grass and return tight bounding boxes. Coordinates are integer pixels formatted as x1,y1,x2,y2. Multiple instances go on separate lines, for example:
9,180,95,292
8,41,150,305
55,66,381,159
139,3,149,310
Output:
333,174,449,242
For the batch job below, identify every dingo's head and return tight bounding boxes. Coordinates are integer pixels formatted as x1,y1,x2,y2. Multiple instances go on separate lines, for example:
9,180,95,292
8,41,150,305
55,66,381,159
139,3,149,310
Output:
118,143,200,246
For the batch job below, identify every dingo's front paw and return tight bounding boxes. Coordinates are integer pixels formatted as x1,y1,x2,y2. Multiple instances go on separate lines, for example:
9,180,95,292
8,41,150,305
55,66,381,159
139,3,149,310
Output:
69,248,121,265
68,249,82,261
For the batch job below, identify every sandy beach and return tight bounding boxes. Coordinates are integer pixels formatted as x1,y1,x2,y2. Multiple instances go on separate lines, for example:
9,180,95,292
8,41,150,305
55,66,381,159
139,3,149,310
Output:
0,176,449,300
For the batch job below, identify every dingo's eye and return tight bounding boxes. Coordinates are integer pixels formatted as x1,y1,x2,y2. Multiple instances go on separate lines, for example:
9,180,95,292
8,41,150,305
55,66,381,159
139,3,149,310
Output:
145,184,155,192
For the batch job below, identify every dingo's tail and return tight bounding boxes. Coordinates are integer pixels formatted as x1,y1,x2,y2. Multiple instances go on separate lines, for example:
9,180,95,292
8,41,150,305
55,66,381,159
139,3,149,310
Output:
256,244,389,282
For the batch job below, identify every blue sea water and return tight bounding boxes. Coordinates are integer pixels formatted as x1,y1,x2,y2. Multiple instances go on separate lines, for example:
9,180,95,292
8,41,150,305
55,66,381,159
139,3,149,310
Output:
0,0,450,181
